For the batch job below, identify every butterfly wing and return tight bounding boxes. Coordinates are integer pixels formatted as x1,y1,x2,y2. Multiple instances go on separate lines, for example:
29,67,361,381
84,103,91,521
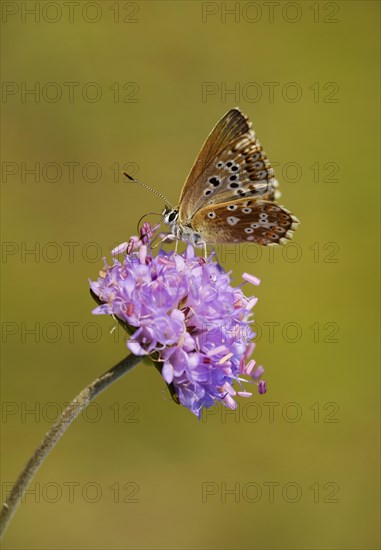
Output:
191,199,299,245
178,108,277,221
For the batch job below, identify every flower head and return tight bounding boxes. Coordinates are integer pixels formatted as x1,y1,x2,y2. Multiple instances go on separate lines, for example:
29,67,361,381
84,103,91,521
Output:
90,224,266,417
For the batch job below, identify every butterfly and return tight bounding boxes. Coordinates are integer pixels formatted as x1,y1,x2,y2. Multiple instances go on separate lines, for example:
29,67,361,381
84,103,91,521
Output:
161,108,299,249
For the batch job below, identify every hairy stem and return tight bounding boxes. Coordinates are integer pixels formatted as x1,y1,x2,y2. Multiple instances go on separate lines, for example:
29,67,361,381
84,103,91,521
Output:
0,353,142,538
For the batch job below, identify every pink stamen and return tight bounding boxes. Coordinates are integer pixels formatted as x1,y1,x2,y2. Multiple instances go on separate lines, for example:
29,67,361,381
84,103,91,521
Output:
222,394,237,409
242,273,261,286
258,380,267,394
223,382,236,396
218,352,233,365
252,365,265,380
246,297,258,310
244,359,256,375
112,242,129,256
208,345,229,357
237,391,252,398
139,245,147,264
245,343,256,358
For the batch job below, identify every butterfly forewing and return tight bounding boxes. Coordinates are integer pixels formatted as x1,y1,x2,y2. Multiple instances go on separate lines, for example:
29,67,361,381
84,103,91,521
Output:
179,109,250,208
178,108,277,221
191,200,297,245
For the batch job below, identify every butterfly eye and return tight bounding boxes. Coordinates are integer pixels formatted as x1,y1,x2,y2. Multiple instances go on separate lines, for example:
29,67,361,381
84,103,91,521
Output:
227,205,237,211
216,161,224,169
167,211,178,223
242,207,252,214
254,161,264,169
204,189,213,196
245,228,254,234
207,211,216,219
226,161,233,168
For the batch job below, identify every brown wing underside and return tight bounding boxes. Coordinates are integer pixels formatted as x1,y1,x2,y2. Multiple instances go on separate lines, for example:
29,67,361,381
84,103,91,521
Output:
178,109,277,219
191,200,299,245
179,108,251,201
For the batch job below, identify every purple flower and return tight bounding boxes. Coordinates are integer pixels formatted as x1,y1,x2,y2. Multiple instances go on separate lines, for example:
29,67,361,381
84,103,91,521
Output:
89,224,266,417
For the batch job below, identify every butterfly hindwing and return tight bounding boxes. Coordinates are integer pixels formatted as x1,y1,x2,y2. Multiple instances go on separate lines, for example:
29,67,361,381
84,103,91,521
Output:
191,199,298,245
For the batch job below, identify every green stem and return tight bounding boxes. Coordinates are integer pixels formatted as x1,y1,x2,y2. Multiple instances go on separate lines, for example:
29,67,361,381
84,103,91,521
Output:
0,353,142,538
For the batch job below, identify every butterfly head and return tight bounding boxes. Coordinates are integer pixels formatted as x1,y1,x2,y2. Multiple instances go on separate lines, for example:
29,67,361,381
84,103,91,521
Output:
162,205,179,226
162,205,205,247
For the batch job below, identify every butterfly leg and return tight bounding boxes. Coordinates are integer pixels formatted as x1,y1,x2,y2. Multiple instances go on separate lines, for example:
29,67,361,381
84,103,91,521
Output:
151,231,176,250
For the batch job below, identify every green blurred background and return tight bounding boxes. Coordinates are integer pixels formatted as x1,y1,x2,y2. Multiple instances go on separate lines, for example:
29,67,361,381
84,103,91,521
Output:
1,1,379,548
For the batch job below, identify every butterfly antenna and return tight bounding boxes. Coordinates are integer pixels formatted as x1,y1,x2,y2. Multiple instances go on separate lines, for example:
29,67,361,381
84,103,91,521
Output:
123,172,173,209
